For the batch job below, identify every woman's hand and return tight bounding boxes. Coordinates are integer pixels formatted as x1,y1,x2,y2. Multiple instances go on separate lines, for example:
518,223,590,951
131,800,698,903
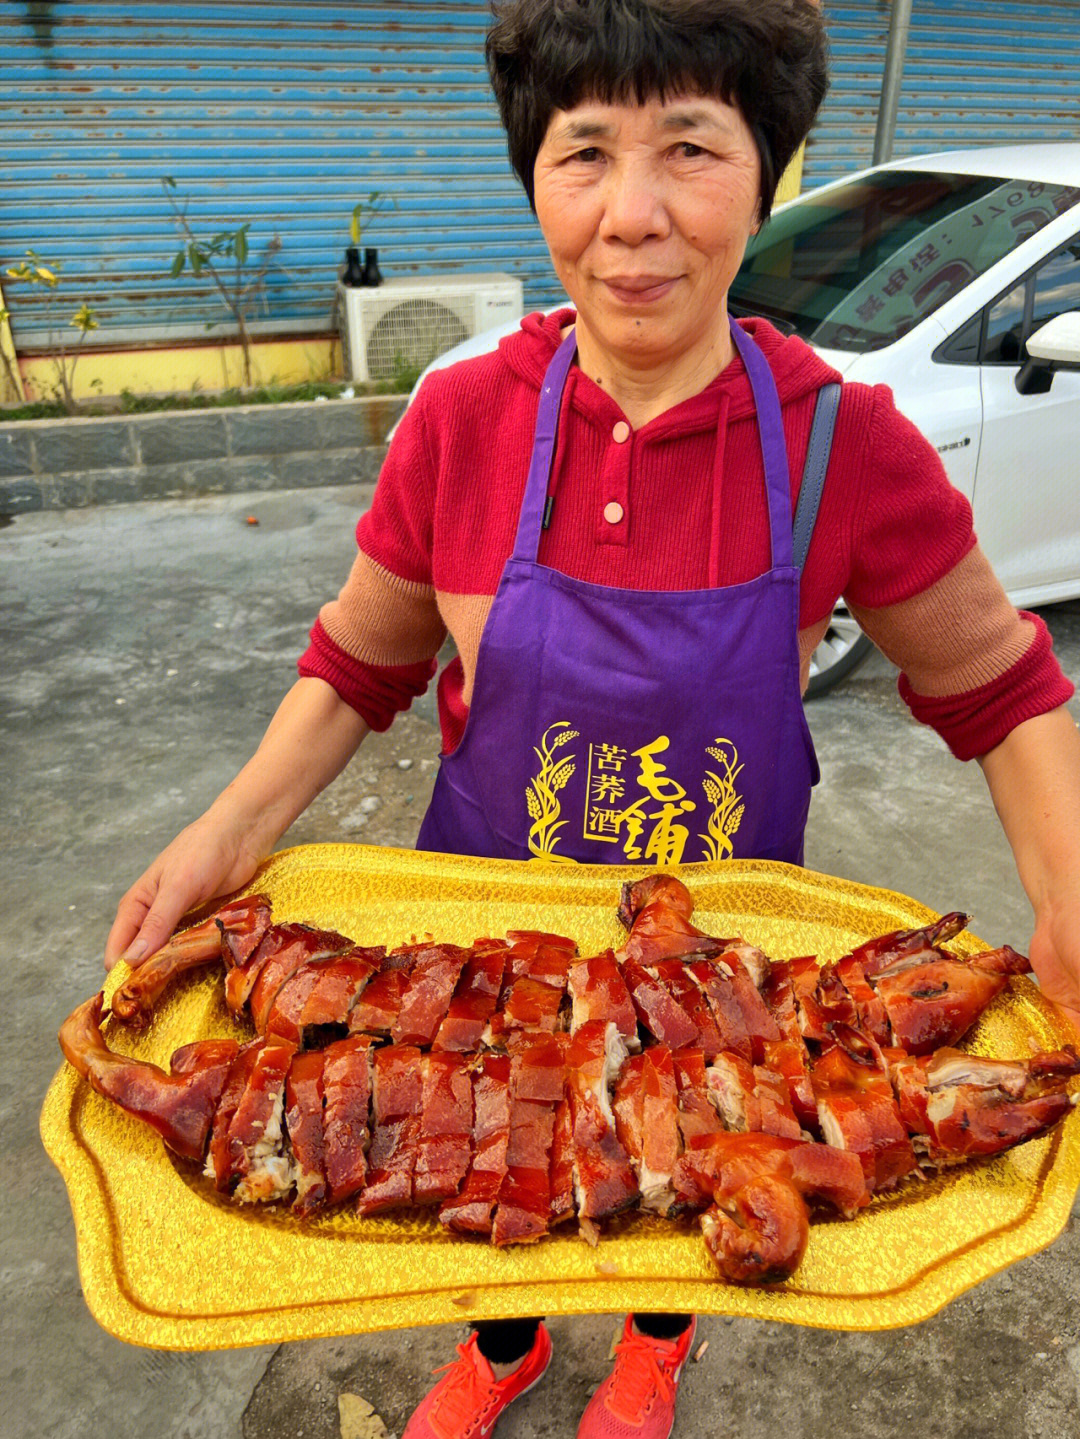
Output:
104,812,266,970
1029,891,1080,1038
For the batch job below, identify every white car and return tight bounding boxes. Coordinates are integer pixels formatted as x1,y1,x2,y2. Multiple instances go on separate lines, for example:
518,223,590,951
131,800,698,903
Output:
404,145,1080,694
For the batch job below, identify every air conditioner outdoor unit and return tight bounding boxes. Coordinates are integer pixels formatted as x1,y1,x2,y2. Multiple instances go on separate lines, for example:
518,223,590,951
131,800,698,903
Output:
337,273,524,384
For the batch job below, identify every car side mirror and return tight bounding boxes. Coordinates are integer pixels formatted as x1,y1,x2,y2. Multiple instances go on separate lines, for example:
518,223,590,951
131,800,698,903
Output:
1016,312,1080,395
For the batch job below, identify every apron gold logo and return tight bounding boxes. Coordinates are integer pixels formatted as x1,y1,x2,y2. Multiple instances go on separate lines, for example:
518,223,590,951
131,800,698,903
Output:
700,739,745,860
526,727,747,866
584,735,697,864
525,722,579,861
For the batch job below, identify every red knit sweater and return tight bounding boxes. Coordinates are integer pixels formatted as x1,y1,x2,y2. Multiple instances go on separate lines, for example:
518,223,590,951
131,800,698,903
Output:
299,312,1072,760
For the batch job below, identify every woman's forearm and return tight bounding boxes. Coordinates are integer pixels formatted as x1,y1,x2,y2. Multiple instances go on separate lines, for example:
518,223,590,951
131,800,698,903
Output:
978,706,1080,912
207,676,371,855
978,705,1080,1027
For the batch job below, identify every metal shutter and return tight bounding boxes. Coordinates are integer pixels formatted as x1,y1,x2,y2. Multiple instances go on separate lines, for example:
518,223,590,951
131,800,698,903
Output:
1,0,562,346
806,0,1080,190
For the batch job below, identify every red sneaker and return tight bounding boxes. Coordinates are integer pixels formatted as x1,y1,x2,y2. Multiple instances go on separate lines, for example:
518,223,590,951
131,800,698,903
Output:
576,1316,697,1439
402,1323,553,1439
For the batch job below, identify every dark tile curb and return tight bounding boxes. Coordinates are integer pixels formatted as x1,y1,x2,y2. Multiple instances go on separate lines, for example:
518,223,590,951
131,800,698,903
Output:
0,393,407,512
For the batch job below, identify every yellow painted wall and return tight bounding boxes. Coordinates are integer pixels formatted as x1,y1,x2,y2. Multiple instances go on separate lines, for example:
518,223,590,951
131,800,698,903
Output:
0,279,26,403
15,333,342,404
774,144,806,208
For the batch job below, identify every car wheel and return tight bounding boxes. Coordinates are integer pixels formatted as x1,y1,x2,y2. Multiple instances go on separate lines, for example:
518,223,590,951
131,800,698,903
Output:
805,605,874,698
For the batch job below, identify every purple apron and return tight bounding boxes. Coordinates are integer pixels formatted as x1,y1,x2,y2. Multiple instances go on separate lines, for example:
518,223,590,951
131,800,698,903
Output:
415,320,819,867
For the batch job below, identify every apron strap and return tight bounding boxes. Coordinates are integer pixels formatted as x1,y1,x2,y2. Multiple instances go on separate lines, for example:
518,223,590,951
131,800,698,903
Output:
793,382,841,572
727,318,793,569
511,330,578,563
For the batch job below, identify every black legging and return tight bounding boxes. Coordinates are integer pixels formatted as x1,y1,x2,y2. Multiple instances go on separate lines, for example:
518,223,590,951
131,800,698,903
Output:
472,1313,692,1365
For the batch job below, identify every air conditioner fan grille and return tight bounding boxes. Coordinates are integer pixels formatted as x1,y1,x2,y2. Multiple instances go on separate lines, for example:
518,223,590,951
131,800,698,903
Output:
365,298,470,382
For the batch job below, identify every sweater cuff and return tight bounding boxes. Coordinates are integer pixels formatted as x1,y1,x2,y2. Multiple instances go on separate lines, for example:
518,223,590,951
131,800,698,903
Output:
898,612,1075,760
298,617,438,732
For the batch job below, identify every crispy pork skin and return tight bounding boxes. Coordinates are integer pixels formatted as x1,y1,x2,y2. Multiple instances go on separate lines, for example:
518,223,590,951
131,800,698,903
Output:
59,993,240,1162
566,1020,639,1233
393,944,472,1047
355,1044,422,1214
322,1034,377,1204
433,945,507,1051
414,1052,474,1204
284,1049,328,1215
440,1054,512,1235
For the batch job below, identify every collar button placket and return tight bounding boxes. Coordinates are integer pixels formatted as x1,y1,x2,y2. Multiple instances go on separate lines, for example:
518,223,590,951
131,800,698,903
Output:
598,422,632,547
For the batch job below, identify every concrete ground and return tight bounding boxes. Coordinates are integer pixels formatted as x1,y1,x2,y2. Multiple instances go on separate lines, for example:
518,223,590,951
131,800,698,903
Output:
4,484,1079,1439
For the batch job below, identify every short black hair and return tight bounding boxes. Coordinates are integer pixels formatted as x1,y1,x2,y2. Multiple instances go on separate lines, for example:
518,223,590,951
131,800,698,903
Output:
487,0,829,219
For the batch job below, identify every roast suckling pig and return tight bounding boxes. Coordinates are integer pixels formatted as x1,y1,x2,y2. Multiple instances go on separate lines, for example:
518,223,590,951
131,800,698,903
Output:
58,876,1079,1286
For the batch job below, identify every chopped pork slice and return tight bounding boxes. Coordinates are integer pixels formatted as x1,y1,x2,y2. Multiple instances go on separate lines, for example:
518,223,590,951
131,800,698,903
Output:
565,1020,639,1235
297,945,385,1031
355,1044,422,1214
491,1098,556,1247
220,1039,298,1203
612,1052,646,1167
568,950,639,1048
639,1046,681,1215
322,1034,377,1204
549,1097,575,1227
671,1048,723,1148
440,1054,512,1235
348,967,410,1037
433,945,507,1051
652,960,724,1057
707,1052,760,1133
284,1048,327,1215
684,959,753,1061
393,944,472,1047
621,958,699,1050
245,925,354,1033
414,1052,475,1204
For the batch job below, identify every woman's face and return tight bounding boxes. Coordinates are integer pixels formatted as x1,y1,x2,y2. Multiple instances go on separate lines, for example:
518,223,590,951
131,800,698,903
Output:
533,92,761,372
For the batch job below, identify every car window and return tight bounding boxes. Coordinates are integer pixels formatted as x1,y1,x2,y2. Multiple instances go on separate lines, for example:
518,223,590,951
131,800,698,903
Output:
981,236,1080,364
984,280,1027,364
730,172,1080,353
1031,239,1080,329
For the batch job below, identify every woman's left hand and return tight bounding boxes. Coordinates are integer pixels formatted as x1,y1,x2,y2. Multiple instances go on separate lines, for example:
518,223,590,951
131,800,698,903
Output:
1029,891,1080,1038
978,705,1080,1042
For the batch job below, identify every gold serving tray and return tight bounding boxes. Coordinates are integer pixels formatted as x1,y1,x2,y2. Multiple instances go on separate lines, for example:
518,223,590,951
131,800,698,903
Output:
41,843,1080,1350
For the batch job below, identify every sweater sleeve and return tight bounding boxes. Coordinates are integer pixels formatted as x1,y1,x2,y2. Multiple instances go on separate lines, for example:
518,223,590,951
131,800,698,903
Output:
844,385,976,609
296,382,447,729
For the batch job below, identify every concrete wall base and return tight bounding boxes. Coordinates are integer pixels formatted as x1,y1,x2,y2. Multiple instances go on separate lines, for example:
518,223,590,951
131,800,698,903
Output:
0,393,406,512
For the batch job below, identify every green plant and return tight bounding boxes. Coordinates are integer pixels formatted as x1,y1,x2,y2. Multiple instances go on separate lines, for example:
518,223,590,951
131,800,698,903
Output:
349,191,395,246
2,251,99,413
162,177,282,388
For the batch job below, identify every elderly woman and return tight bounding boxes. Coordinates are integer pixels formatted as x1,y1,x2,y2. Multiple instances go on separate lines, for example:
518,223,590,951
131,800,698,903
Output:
107,2,1080,1436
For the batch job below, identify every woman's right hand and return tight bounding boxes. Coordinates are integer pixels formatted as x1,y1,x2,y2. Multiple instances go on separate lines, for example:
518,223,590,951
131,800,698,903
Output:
104,814,266,971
